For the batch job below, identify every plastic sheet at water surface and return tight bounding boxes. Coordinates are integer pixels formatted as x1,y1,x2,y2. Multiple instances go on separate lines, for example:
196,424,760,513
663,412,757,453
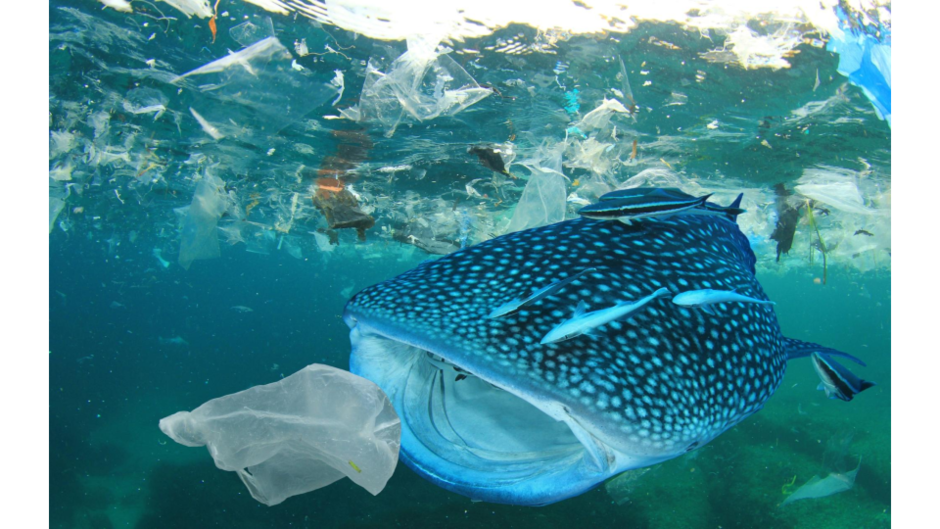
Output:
827,9,890,126
159,364,401,506
344,36,492,136
173,35,341,141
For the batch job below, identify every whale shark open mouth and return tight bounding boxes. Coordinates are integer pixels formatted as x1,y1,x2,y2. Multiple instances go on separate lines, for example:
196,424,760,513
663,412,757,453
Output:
345,317,661,506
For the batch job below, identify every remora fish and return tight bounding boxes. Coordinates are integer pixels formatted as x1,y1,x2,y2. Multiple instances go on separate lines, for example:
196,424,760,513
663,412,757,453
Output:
580,189,711,223
343,210,871,506
488,267,596,319
597,187,745,221
672,288,775,315
811,352,876,401
540,287,670,344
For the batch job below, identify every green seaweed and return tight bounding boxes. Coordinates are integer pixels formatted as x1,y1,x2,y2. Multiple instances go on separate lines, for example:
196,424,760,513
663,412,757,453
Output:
805,201,828,284
781,475,797,495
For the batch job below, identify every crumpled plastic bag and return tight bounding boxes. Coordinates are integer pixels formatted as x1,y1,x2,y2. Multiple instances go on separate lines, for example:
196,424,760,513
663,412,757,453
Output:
574,98,631,133
159,364,401,506
505,146,568,233
795,166,875,216
345,36,492,136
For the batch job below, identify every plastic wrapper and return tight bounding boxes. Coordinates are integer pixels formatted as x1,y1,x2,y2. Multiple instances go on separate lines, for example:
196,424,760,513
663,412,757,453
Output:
159,364,401,506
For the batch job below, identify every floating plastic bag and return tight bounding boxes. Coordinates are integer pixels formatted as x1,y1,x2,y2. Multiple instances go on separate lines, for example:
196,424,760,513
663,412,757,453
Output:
827,24,891,126
159,364,401,506
505,148,567,233
178,171,230,269
794,166,874,216
781,457,861,506
574,98,630,133
351,37,492,136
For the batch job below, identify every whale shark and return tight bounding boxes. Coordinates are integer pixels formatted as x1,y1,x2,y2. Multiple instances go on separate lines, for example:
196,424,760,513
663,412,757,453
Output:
343,211,869,506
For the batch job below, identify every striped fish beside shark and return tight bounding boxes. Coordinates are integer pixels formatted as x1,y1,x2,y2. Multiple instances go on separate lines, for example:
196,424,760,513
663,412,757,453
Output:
343,188,874,506
578,187,746,224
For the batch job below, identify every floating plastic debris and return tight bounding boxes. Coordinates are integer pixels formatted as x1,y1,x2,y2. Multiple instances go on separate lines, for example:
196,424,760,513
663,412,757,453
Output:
159,364,401,506
347,36,492,136
156,0,212,19
174,36,340,140
177,171,232,269
505,147,567,234
781,457,862,506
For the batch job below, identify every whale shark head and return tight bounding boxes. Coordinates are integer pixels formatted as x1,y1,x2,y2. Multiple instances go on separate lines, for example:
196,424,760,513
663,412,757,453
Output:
344,215,787,506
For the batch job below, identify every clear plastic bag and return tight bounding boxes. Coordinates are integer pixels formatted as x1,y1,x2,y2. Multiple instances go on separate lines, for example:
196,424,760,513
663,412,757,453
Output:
159,364,401,506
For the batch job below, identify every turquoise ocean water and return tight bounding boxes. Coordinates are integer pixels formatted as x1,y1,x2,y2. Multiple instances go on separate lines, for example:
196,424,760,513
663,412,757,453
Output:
49,1,890,527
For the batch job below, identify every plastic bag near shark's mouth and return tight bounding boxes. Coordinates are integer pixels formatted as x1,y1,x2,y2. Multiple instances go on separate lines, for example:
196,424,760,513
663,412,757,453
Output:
345,323,657,506
159,364,401,506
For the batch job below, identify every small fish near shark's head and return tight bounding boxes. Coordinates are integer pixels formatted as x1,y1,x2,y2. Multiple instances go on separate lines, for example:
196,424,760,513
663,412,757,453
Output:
344,210,869,506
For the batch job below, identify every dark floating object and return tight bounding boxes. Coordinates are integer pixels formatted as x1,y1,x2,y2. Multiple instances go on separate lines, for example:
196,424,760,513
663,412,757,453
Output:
770,183,804,262
468,144,512,177
313,187,375,242
854,229,874,237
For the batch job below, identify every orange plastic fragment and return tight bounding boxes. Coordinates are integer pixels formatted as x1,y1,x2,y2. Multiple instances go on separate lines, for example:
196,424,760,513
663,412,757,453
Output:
209,17,217,43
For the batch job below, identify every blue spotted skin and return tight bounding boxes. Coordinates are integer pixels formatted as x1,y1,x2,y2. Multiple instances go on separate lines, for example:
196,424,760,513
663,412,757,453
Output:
345,215,787,500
